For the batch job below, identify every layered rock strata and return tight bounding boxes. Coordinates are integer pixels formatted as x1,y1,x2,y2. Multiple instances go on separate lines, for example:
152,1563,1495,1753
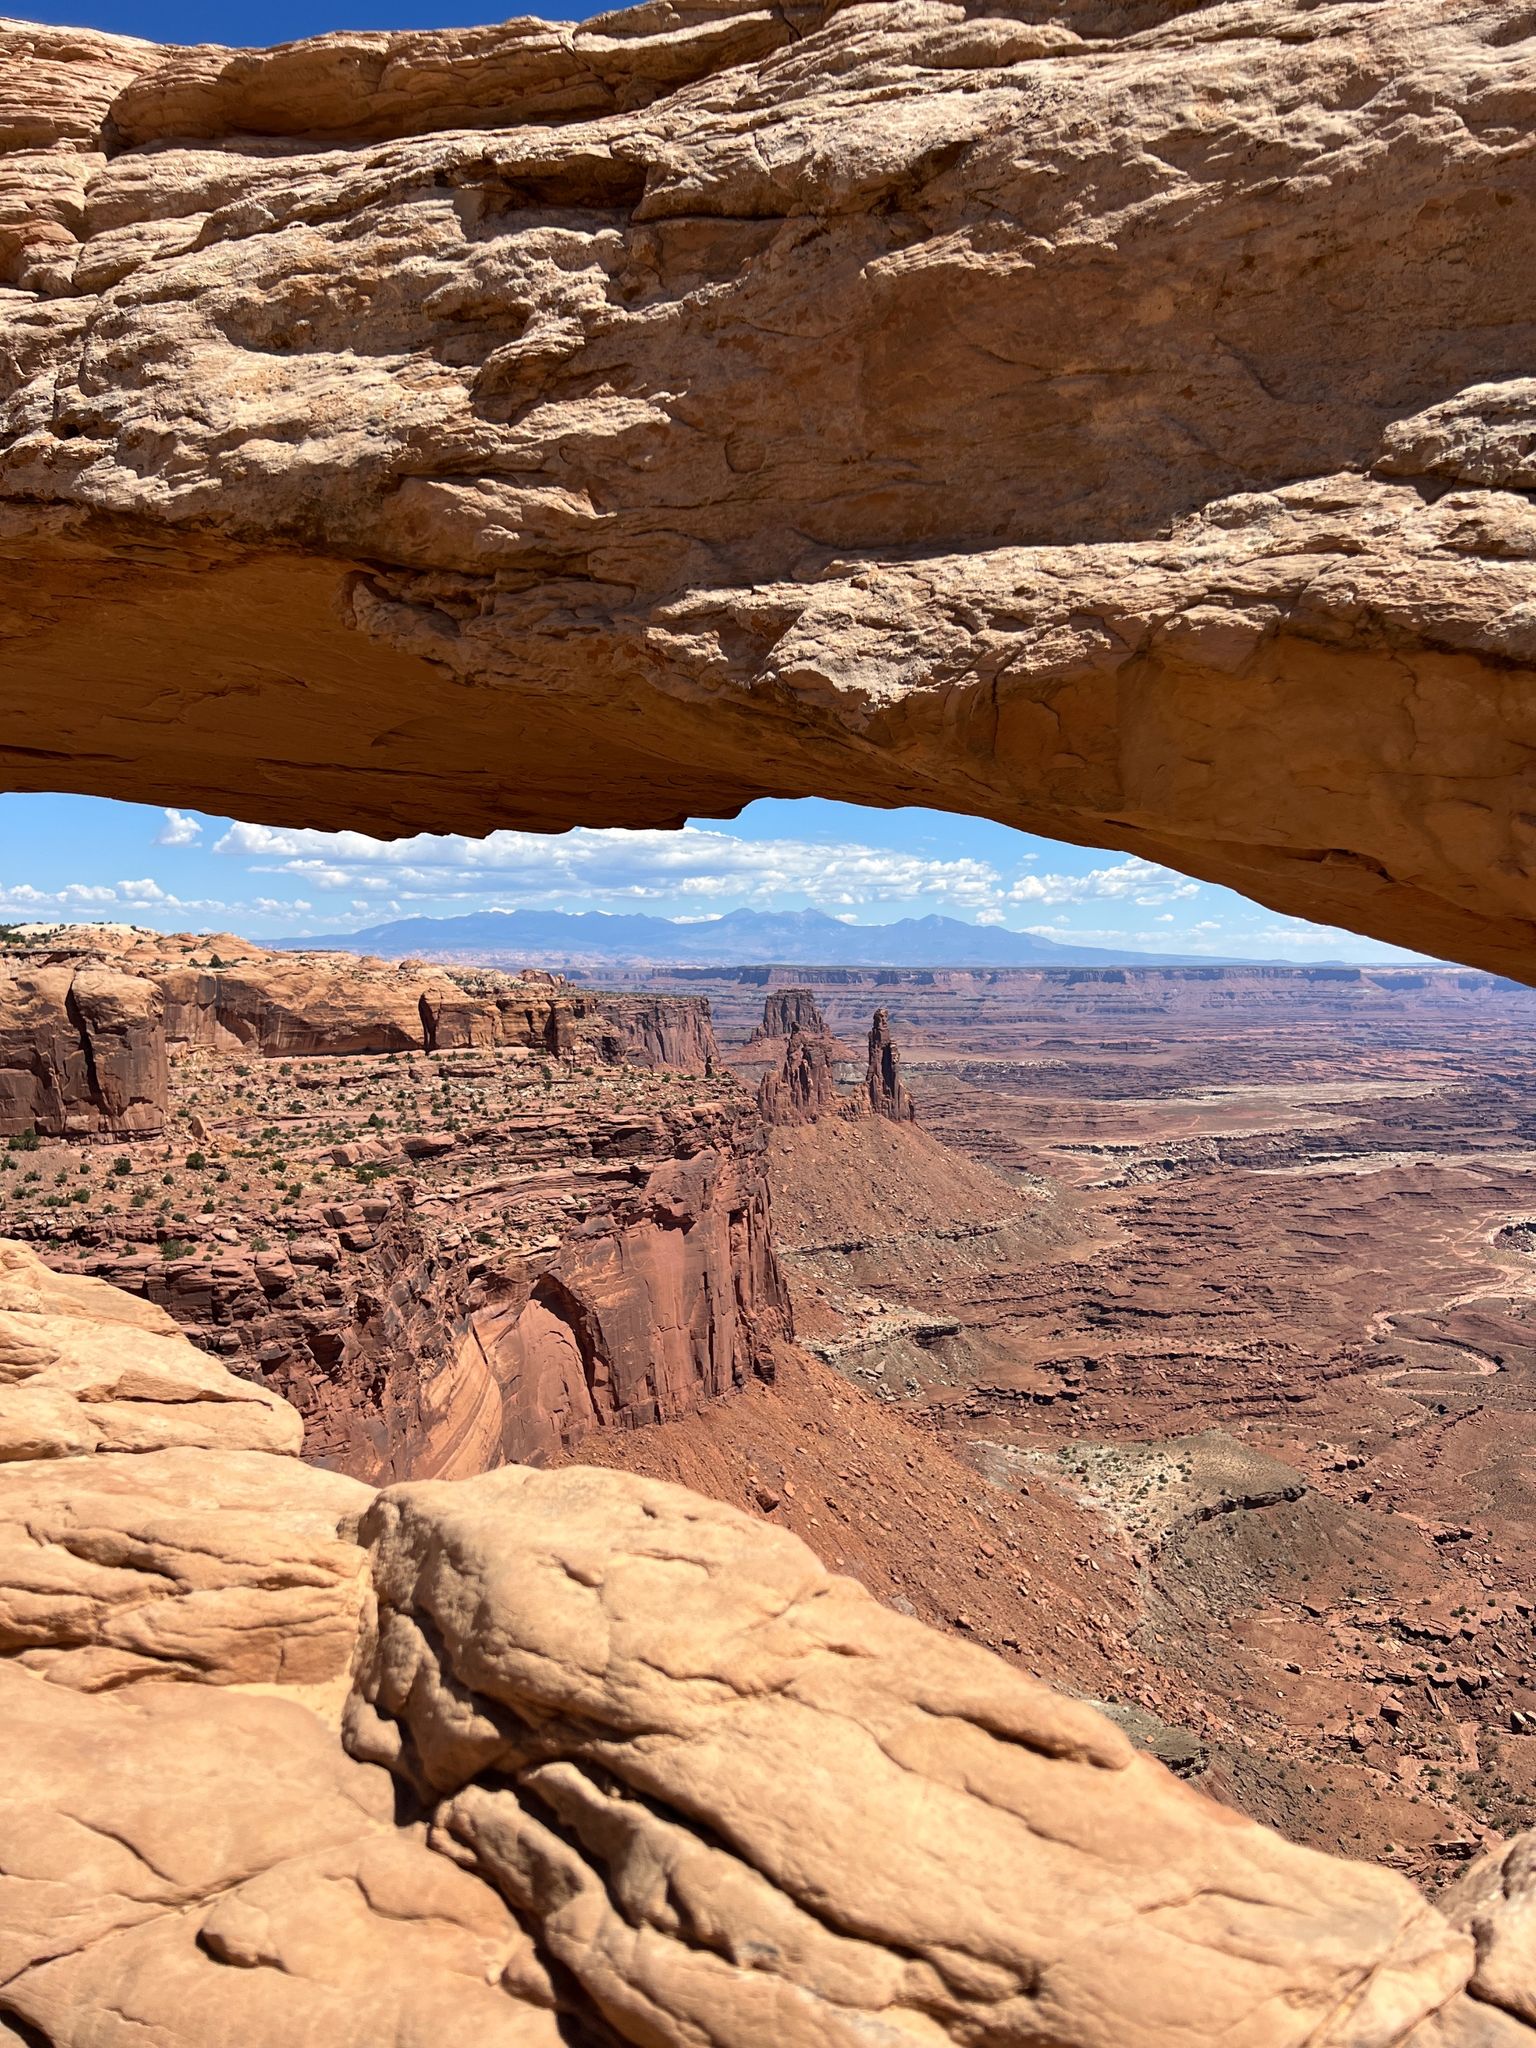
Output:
756,1000,916,1126
867,1005,915,1123
4,4,1536,974
0,961,166,1140
1,1239,1533,2048
5,931,720,1071
751,988,829,1042
39,1082,787,1481
756,1021,843,1126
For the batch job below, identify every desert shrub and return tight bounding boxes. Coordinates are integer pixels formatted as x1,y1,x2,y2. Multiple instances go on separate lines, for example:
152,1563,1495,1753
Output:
111,1156,133,1177
7,1127,38,1152
159,1238,192,1260
186,1150,207,1171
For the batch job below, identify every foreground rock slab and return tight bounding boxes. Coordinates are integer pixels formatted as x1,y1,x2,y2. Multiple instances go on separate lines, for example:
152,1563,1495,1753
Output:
350,1462,1473,2048
0,1239,1532,2045
0,1241,300,1459
0,1669,565,2047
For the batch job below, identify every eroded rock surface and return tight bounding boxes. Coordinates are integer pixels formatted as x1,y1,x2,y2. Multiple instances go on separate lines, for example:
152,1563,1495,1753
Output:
3,3,1536,973
2,943,783,1480
0,1239,1533,2046
0,961,166,1138
0,1239,299,1459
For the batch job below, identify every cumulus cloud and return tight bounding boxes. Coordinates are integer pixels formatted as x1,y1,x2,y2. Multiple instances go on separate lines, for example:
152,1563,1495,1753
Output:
155,809,204,846
213,821,1022,918
1006,857,1200,909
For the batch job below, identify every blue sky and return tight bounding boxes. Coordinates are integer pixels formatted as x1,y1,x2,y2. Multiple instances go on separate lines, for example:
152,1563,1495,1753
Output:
19,0,588,35
2,0,1426,965
0,794,1427,961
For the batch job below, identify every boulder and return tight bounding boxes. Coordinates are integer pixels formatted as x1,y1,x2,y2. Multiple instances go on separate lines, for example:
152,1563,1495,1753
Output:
347,1461,1478,2048
0,1240,299,1459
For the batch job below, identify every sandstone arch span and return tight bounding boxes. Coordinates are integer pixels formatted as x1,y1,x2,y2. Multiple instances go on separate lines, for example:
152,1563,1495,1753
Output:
3,0,1536,973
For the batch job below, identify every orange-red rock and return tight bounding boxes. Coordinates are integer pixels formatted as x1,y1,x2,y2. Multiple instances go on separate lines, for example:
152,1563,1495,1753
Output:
4,5,1536,973
0,961,166,1138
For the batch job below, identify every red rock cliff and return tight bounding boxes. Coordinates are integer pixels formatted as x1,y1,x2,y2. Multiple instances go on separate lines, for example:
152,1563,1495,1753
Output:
0,962,167,1139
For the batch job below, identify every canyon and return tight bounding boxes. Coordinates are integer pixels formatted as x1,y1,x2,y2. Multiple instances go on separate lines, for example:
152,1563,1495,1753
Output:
3,0,1536,2038
7,936,1536,1900
3,949,1536,2045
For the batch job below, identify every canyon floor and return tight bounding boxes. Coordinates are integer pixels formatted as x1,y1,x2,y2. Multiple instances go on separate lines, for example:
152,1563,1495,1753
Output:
632,967,1536,1883
7,946,1535,1890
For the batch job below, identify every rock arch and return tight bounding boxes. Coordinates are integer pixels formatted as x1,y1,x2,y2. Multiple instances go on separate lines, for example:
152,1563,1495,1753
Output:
3,0,1535,974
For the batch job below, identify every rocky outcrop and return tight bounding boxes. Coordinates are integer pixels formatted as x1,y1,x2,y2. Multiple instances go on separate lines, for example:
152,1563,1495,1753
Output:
5,4,1536,975
0,1241,370,1716
328,1097,789,1479
3,1239,1533,2048
62,1090,789,1482
756,1001,914,1126
153,945,724,1069
425,975,719,1073
756,1023,841,1127
162,953,452,1056
751,988,828,1042
0,961,166,1138
0,1237,299,1459
866,1006,915,1123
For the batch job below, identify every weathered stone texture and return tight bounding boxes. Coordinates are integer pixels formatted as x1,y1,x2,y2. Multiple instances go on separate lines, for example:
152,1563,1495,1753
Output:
2,3,1535,973
0,963,166,1138
0,1239,1533,2047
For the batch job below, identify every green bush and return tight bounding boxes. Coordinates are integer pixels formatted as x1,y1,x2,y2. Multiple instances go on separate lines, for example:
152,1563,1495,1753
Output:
7,1127,38,1153
159,1238,192,1261
111,1156,133,1178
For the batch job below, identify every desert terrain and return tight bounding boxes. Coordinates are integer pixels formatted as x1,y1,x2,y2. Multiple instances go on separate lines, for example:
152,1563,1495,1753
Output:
7,932,1533,1890
650,966,1536,1880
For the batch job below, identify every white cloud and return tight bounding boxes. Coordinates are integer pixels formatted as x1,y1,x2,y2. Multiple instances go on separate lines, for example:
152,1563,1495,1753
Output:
1006,857,1201,909
213,821,1023,920
155,809,203,846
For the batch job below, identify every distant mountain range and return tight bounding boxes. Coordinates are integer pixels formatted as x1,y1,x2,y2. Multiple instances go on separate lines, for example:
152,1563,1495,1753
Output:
277,906,1300,970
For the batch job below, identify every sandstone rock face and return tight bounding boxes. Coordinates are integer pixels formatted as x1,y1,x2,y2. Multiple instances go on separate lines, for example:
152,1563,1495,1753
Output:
313,1092,789,1479
4,3,1536,974
60,1089,789,1482
0,1667,564,2047
752,989,828,1042
153,945,721,1069
0,962,166,1138
0,1241,368,1713
1,1244,1534,2047
866,1006,915,1123
424,975,720,1073
0,1446,369,1697
347,1460,1482,2048
161,953,453,1056
0,1238,300,1459
756,1022,841,1126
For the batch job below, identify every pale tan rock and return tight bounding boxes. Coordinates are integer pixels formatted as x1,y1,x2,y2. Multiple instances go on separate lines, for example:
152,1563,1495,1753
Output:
349,1461,1474,2048
1,3,1535,972
0,1239,300,1458
0,1445,369,1697
1442,1835,1536,2029
0,1664,565,2046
